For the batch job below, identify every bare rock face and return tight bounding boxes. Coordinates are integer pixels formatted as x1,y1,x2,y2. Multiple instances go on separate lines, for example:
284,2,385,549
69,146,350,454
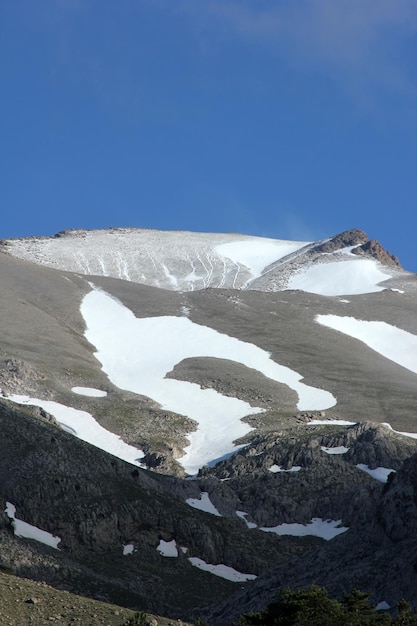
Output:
313,228,402,268
378,453,417,542
352,239,402,267
313,229,368,253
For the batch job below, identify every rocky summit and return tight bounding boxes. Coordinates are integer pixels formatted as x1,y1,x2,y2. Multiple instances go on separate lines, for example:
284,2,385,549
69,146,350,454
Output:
0,227,416,625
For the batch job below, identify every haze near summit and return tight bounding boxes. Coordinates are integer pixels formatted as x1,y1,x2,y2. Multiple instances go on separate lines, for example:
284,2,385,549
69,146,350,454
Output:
1,0,416,272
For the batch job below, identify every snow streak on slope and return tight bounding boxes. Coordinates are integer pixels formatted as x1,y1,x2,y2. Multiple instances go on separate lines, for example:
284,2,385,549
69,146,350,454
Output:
260,518,349,540
6,395,145,465
5,502,61,549
316,315,417,374
80,288,336,474
287,259,392,296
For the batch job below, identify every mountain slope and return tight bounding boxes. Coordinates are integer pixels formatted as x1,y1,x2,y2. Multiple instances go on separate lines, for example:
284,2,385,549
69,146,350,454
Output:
0,226,416,623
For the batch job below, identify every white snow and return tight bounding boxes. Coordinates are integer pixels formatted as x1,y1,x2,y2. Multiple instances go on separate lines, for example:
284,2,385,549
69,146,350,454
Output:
287,259,391,296
356,464,395,483
268,464,302,473
316,315,417,375
381,422,417,442
6,394,145,466
188,557,257,582
215,240,308,282
71,386,107,397
308,419,356,426
260,517,349,540
80,288,336,474
321,446,349,455
376,601,390,611
123,543,135,555
236,511,257,529
186,492,222,516
5,502,61,549
5,229,313,292
157,539,179,557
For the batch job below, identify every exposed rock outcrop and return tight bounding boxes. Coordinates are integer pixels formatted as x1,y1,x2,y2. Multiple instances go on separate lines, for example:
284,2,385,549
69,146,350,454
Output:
352,239,402,267
313,229,368,253
313,228,402,268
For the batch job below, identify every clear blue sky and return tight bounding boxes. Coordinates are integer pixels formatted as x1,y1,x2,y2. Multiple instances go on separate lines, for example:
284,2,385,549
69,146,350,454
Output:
1,0,416,272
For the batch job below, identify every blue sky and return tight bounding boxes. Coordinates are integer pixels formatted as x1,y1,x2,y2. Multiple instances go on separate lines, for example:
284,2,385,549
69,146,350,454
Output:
1,0,416,272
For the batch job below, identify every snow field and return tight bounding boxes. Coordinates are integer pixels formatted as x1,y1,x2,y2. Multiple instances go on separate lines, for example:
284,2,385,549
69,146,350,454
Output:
215,239,308,286
80,288,336,474
316,315,417,374
287,259,391,296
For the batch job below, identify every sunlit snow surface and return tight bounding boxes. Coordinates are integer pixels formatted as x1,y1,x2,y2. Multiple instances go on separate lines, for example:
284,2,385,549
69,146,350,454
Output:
71,386,107,397
6,395,145,465
188,557,257,582
5,502,61,549
260,518,349,540
80,288,336,474
316,315,417,375
287,259,392,296
215,240,308,287
4,229,310,292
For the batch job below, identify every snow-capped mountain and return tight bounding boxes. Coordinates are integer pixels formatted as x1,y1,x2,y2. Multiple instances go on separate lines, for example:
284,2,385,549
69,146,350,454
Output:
0,226,416,624
1,226,403,294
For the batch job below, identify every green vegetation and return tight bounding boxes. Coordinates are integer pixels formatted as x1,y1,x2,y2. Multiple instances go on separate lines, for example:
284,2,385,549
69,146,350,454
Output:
237,586,417,625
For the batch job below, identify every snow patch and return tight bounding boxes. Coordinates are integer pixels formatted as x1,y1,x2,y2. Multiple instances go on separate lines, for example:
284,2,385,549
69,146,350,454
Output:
157,539,179,557
287,259,391,296
260,517,349,540
308,419,356,426
316,315,417,375
236,510,257,529
356,464,395,483
71,387,107,397
321,446,349,455
186,492,222,516
123,544,135,555
5,502,61,549
215,240,308,281
188,557,257,582
376,601,390,611
268,464,302,473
